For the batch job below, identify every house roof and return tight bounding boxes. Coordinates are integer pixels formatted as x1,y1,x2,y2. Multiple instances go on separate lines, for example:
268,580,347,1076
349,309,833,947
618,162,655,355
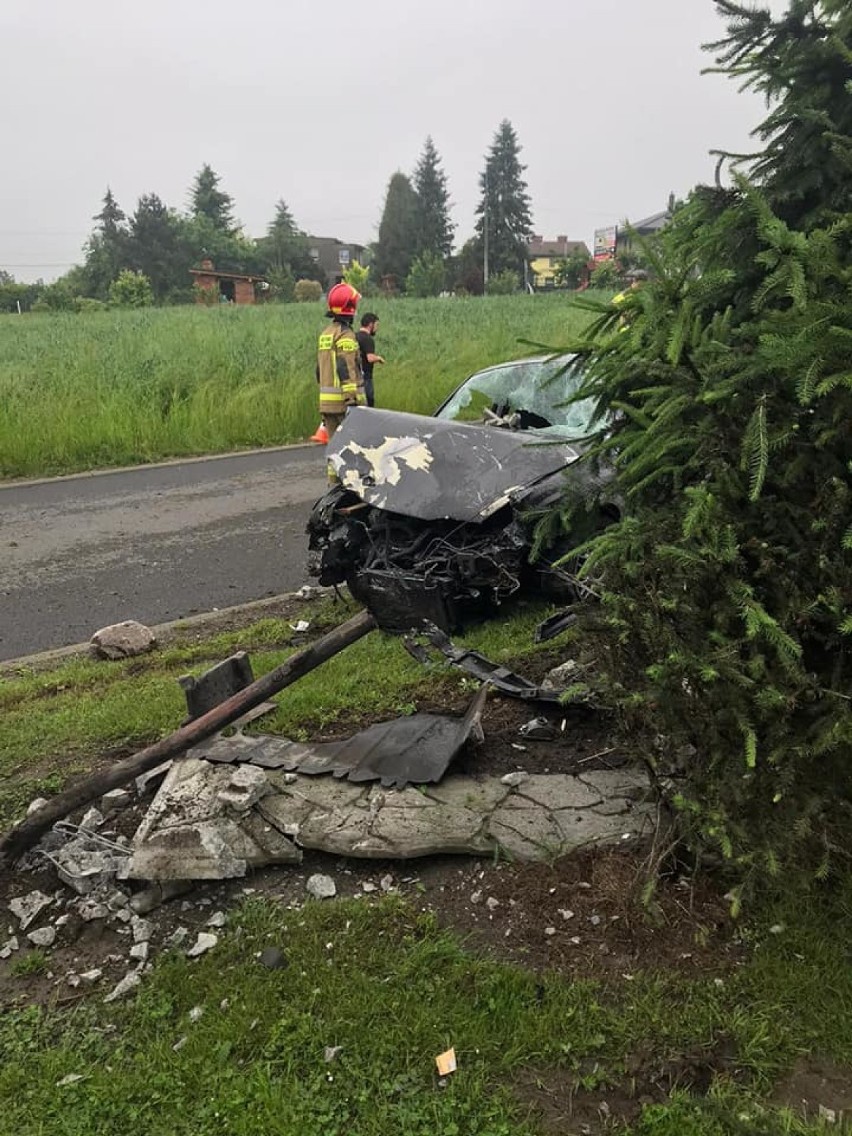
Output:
628,210,670,234
189,267,265,282
527,236,590,259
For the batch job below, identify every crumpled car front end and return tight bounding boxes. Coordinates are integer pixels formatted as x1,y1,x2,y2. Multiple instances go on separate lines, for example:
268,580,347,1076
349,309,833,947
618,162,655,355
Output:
306,407,589,632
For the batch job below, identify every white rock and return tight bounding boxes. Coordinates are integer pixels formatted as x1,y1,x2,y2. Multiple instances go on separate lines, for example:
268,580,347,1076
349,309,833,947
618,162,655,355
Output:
186,932,218,958
559,909,575,921
103,971,142,1003
306,874,336,900
80,968,103,983
168,927,189,948
324,1046,343,1062
379,874,394,892
544,926,557,937
188,1005,205,1023
361,882,377,894
26,797,49,816
101,788,132,811
206,911,227,928
76,900,109,922
500,771,528,787
9,890,52,930
27,926,57,948
56,1074,85,1087
129,942,149,963
173,1036,188,1052
470,891,482,905
54,914,72,927
486,897,500,911
66,974,81,988
131,916,153,944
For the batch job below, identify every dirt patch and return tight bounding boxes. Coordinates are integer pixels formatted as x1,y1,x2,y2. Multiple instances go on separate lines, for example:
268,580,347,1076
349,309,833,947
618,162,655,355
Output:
771,1057,852,1126
513,1042,738,1134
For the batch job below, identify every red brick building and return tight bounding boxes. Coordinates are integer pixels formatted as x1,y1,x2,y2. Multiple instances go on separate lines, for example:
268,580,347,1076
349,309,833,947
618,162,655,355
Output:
189,258,266,304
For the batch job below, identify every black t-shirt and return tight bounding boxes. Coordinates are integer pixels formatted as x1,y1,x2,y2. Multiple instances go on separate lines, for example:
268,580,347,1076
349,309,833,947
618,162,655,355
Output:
356,329,375,380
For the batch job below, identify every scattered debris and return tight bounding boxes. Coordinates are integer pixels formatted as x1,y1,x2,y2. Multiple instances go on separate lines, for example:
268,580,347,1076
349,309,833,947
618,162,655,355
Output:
131,916,153,944
129,942,149,963
289,621,311,633
9,890,52,930
56,1074,86,1087
79,807,104,831
500,771,528,788
136,760,174,798
405,624,562,703
129,879,193,915
80,968,103,983
534,609,578,643
196,684,488,790
186,932,218,958
259,946,286,970
519,718,560,741
206,911,227,928
27,926,56,948
324,1046,343,1063
27,798,49,817
435,1047,457,1076
306,874,337,900
188,1006,205,1023
179,652,255,721
90,620,157,660
103,971,142,1003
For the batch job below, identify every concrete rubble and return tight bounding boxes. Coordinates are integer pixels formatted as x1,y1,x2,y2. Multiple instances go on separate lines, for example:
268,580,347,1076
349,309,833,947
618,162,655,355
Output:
126,753,657,881
90,620,157,660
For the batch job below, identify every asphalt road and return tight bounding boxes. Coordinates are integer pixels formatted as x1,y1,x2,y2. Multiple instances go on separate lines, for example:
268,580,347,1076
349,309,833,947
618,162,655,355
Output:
0,446,329,662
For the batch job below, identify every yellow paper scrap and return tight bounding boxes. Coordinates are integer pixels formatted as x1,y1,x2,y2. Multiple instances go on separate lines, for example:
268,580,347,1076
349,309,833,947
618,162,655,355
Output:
435,1047,457,1076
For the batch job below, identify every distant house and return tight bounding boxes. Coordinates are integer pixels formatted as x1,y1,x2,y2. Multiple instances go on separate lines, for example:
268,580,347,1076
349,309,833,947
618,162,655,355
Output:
616,198,674,255
527,235,591,290
306,236,369,287
189,258,266,304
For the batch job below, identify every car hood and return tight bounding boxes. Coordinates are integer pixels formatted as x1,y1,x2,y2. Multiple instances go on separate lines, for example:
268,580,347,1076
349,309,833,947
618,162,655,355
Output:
326,406,580,522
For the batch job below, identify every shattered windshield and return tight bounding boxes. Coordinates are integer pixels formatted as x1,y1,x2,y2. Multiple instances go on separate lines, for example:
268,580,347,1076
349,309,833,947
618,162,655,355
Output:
435,355,596,439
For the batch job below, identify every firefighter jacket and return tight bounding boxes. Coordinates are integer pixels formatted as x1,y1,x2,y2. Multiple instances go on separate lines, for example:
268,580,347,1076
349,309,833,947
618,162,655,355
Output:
317,319,365,415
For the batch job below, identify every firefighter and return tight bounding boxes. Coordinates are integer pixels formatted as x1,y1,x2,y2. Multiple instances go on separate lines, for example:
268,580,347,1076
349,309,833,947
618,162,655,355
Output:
316,282,366,443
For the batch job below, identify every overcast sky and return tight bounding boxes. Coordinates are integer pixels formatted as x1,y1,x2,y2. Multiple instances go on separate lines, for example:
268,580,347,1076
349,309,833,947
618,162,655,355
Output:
1,0,784,283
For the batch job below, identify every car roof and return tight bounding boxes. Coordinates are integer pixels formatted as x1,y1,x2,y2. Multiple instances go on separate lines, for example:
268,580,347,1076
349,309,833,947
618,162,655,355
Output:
470,353,574,378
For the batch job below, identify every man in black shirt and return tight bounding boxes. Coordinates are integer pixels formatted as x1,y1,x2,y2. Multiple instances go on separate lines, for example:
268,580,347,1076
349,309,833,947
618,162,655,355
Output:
355,312,385,407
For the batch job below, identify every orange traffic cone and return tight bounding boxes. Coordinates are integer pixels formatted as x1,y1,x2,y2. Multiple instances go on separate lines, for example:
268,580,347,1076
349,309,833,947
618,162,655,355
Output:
310,421,329,444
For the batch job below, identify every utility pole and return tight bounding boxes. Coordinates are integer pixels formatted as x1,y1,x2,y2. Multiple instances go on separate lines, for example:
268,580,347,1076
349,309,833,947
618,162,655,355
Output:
483,169,489,289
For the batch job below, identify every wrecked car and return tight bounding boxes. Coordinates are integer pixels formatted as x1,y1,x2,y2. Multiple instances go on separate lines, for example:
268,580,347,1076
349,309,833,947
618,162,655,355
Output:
306,354,615,632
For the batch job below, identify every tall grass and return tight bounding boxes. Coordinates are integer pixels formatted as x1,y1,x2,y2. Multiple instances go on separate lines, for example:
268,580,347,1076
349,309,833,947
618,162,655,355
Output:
0,293,594,478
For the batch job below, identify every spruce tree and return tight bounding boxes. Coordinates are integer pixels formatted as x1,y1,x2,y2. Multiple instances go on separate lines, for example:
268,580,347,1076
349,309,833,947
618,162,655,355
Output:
82,187,129,299
373,172,419,287
258,199,316,282
413,137,454,260
474,120,533,281
189,163,236,233
555,0,852,882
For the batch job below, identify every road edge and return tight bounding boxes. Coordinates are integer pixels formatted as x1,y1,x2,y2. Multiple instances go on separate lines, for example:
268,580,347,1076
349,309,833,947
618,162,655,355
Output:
0,589,331,674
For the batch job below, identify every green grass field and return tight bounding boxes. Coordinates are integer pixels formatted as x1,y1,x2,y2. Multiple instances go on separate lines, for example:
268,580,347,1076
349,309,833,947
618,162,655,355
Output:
0,293,595,479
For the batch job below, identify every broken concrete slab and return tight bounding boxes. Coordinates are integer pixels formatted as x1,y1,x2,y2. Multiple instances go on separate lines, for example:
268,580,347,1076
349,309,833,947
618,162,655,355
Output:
128,758,301,880
128,755,658,880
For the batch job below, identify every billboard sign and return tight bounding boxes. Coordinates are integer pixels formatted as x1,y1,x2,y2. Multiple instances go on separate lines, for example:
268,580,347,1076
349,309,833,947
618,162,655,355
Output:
593,225,618,261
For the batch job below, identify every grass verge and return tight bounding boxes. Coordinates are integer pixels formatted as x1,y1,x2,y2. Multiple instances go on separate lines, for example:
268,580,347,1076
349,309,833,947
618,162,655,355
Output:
1,885,850,1135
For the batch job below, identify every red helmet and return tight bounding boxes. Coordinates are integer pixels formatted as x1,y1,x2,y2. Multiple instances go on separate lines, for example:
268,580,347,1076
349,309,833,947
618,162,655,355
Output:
327,282,360,317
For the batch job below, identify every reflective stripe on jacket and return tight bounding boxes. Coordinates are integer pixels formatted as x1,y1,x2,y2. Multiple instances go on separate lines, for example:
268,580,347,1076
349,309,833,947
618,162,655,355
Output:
317,320,365,414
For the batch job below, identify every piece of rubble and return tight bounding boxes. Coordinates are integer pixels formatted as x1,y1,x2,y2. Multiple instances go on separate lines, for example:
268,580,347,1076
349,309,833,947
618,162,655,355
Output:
519,718,560,741
56,1074,86,1087
27,797,49,816
216,764,273,813
486,897,500,912
500,771,528,788
173,1036,188,1052
259,946,286,970
76,899,109,922
206,911,227,928
80,968,103,983
9,891,52,931
0,937,20,959
90,620,157,660
129,879,193,915
541,660,581,691
27,926,57,948
101,788,132,812
188,1005,205,1023
186,932,218,958
379,874,394,892
168,927,189,948
306,874,336,900
129,942,149,964
103,971,142,1002
131,916,153,944
324,1046,343,1063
